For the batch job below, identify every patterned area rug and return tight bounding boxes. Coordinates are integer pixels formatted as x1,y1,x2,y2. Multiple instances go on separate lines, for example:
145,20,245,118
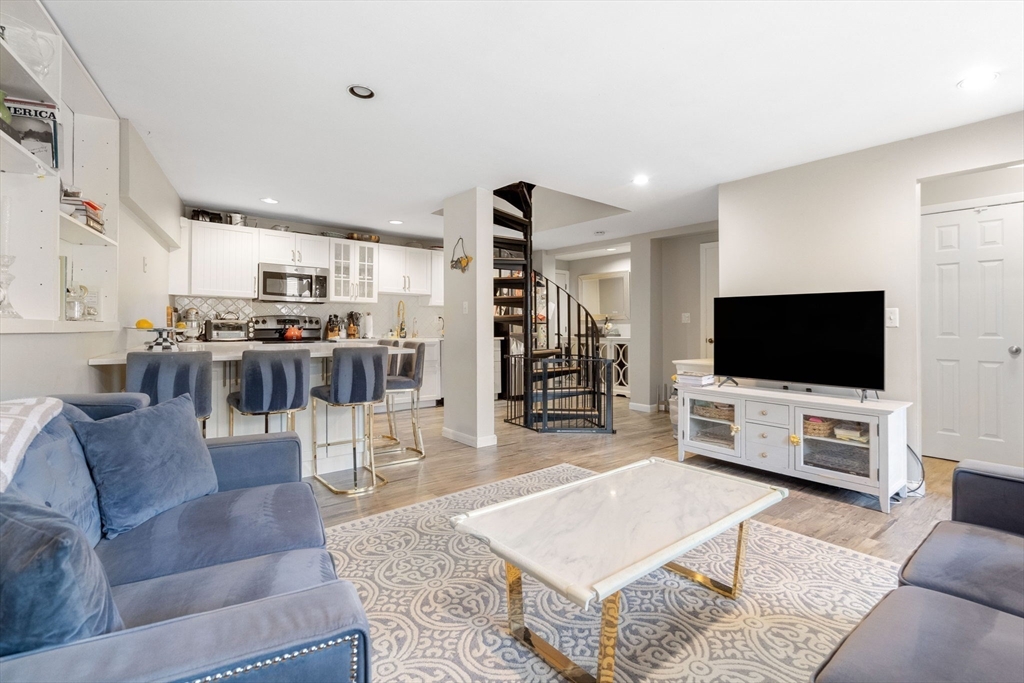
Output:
325,464,898,683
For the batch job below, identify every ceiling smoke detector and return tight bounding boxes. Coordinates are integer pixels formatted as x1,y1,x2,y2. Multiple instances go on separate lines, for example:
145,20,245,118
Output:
594,230,606,236
348,85,375,99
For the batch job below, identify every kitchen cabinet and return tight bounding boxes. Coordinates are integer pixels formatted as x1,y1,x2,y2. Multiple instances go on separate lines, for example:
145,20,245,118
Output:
379,244,433,295
259,232,330,269
330,238,378,303
189,221,259,298
428,250,445,306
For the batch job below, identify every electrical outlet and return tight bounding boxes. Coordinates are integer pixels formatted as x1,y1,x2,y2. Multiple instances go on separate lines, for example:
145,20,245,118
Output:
681,312,690,323
462,301,468,314
885,308,899,328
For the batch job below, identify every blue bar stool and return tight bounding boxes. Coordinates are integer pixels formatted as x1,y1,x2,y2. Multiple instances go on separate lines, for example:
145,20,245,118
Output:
311,346,388,495
126,351,213,434
227,349,310,435
377,341,426,465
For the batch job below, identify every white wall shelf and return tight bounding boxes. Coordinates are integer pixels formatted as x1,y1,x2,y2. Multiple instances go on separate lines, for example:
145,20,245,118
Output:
59,213,117,247
0,37,59,105
0,129,55,176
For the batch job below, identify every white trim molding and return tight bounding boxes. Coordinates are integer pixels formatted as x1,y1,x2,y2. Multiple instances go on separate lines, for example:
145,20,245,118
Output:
628,402,658,413
442,427,498,448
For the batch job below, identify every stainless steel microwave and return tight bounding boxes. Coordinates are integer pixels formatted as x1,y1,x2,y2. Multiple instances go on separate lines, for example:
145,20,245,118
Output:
257,263,328,303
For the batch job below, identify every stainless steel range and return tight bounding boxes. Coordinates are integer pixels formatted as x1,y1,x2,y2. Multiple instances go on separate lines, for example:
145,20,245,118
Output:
251,315,323,343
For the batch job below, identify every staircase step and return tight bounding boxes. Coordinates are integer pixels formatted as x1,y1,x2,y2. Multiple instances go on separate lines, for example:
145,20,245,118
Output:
494,257,527,269
530,366,582,380
493,208,530,233
532,348,562,358
494,234,527,249
494,296,524,306
495,314,523,324
531,387,596,400
494,276,525,288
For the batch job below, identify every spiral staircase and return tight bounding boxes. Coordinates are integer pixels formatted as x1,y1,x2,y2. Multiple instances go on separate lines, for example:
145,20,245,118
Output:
491,182,614,433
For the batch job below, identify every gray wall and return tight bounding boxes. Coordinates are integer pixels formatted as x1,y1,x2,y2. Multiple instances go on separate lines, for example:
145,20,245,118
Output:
920,165,1023,206
659,230,718,381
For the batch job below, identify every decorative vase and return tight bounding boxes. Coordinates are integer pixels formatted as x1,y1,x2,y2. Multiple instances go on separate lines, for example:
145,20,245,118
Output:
0,255,23,319
0,90,11,125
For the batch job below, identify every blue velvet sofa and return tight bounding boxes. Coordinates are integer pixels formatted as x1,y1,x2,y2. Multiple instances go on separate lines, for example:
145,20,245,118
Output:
813,460,1024,682
0,394,371,683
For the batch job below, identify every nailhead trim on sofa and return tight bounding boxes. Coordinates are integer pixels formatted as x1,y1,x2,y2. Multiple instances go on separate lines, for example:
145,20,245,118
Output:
188,633,360,682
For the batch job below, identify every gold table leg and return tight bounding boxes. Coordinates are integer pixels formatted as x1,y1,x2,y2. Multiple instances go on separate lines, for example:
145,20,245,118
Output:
505,562,620,683
664,521,748,599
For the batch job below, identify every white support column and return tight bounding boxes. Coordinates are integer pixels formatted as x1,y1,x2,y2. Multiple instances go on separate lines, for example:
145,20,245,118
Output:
441,188,497,448
628,235,662,412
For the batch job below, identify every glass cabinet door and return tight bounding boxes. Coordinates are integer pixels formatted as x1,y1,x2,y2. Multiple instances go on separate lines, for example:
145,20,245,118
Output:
684,396,741,458
794,408,878,483
331,241,353,301
354,243,376,302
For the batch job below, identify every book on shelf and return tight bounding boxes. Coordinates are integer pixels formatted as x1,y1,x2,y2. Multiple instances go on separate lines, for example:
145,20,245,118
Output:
834,422,869,443
676,372,715,386
4,98,59,170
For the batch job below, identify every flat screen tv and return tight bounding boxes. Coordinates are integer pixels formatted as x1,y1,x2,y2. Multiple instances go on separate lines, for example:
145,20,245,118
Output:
713,291,885,390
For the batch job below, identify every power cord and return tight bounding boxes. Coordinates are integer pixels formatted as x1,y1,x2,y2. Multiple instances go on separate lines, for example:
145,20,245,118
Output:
906,444,926,495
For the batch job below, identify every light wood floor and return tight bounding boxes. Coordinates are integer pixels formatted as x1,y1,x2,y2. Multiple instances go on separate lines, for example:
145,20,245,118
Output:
310,398,954,564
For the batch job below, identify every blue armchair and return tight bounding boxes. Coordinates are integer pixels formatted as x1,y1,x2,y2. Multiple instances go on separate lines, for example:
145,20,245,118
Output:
0,394,370,683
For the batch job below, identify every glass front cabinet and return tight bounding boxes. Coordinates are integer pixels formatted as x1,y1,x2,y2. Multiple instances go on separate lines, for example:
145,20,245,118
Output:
794,407,878,485
330,239,378,303
683,394,742,459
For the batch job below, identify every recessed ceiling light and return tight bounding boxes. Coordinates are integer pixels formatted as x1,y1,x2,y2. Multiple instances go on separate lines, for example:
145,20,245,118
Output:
957,71,999,90
389,220,403,225
632,174,649,186
260,197,278,204
607,248,616,251
348,85,375,99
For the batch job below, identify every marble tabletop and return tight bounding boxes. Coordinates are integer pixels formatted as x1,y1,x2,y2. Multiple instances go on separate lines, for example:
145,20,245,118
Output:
452,458,787,609
88,340,415,366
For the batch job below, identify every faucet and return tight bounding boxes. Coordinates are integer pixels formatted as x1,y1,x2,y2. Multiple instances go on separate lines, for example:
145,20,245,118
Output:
397,300,407,338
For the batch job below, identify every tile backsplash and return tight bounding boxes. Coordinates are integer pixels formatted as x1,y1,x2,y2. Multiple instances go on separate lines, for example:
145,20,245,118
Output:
173,295,446,338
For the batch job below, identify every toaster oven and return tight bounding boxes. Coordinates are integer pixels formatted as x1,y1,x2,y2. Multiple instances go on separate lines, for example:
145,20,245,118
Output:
205,319,255,341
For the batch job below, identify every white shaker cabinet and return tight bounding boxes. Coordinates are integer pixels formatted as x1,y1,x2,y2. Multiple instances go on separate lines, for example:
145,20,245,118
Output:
379,244,433,295
259,232,330,269
330,238,378,303
189,222,259,298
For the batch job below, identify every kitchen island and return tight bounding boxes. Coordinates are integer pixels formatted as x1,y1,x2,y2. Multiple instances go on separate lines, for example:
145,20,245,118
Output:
89,338,443,477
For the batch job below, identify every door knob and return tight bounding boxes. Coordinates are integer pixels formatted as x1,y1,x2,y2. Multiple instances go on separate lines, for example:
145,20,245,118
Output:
707,337,714,344
1010,346,1022,357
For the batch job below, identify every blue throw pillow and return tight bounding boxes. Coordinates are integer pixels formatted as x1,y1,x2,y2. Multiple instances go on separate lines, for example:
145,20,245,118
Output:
73,394,218,539
0,493,124,657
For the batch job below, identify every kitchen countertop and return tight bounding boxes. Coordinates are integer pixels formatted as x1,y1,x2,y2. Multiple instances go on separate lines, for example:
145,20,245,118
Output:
89,338,443,366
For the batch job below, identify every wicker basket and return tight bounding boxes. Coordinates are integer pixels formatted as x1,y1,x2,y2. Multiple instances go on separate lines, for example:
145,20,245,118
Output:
694,403,735,421
803,417,839,438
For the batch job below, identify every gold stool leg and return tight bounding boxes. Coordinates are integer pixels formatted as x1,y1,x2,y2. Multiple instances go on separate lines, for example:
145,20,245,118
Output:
664,521,748,599
312,400,388,496
505,562,616,683
228,406,234,436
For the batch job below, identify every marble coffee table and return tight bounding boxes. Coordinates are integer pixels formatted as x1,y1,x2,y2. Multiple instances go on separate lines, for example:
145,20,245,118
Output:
451,457,788,683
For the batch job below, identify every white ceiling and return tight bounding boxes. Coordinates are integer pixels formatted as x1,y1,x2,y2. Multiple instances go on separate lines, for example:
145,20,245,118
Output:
556,244,632,262
44,1,1024,250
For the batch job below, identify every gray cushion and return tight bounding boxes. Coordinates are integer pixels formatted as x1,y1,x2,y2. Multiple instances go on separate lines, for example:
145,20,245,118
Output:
73,394,218,539
900,520,1024,617
111,548,336,628
814,587,1024,683
7,403,102,546
386,375,419,391
95,481,325,586
0,494,123,657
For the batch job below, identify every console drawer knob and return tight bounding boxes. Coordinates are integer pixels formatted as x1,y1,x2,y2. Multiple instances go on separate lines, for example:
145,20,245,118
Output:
760,410,768,416
760,432,768,439
759,452,768,458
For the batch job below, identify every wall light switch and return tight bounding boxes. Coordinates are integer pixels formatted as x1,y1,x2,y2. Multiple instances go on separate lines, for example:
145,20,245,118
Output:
462,301,468,314
885,308,899,328
681,312,691,324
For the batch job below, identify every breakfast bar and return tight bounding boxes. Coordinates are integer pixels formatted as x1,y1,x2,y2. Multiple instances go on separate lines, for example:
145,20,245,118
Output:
88,340,427,477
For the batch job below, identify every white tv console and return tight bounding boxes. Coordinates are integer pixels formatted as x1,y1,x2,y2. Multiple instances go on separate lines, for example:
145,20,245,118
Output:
677,384,912,513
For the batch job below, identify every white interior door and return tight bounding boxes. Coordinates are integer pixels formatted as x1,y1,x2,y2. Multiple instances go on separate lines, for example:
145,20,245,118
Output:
700,242,720,358
922,202,1023,466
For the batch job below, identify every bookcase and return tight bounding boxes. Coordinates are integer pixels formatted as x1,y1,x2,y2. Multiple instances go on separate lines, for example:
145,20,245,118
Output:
677,384,912,513
0,0,120,333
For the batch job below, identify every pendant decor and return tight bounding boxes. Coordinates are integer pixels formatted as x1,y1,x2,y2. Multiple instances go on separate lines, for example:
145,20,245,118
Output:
450,237,473,273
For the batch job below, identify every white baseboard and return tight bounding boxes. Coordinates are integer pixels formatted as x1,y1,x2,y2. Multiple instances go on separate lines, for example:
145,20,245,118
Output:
629,402,658,413
442,427,498,448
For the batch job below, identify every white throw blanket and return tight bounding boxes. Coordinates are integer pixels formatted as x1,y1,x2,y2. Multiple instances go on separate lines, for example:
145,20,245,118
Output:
0,397,63,492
